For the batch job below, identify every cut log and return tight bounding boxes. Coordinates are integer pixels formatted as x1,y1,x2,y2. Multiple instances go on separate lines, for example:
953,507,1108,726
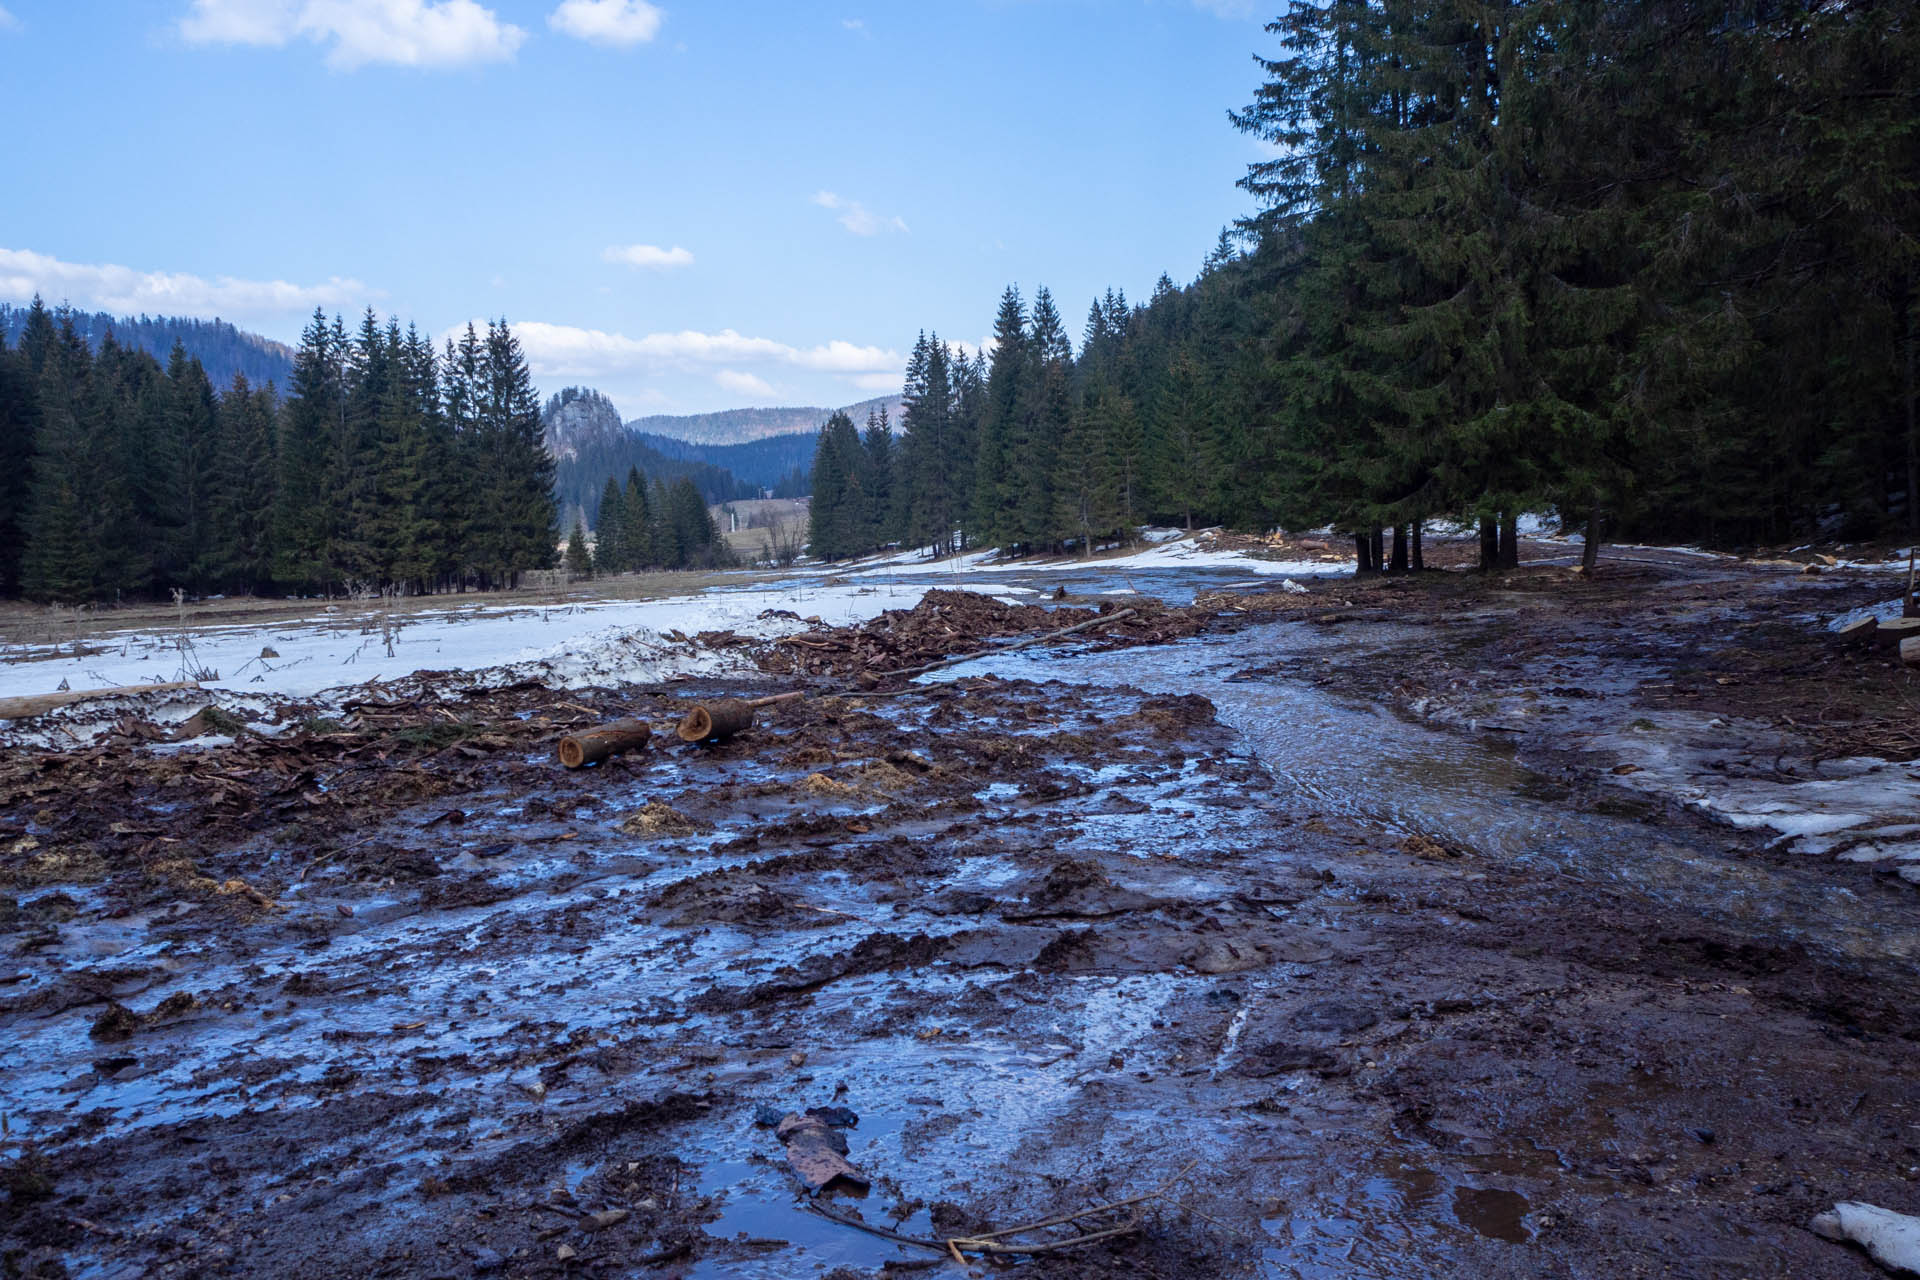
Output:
1876,616,1920,649
0,681,202,721
675,691,804,745
556,719,651,769
1902,635,1920,669
1834,617,1879,646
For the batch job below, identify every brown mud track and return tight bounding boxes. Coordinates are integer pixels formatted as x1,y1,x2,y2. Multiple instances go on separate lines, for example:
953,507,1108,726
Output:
4,572,1920,1279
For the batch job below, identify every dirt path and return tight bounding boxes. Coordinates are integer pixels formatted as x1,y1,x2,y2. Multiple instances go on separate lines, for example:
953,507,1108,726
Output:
4,570,1918,1279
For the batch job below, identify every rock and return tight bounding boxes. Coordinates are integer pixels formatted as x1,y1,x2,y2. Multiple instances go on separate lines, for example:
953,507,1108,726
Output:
1810,1202,1920,1275
775,1112,869,1192
788,1051,806,1067
556,1243,577,1261
1231,1041,1339,1078
753,1104,786,1127
1186,939,1267,974
468,1245,504,1273
586,1209,628,1229
805,1105,859,1128
260,646,279,659
1288,1000,1380,1034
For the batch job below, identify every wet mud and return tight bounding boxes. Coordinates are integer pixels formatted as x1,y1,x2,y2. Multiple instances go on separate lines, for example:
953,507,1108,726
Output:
4,576,1920,1279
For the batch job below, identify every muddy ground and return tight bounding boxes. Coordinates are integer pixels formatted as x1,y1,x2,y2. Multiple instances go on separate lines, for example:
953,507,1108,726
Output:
4,552,1920,1279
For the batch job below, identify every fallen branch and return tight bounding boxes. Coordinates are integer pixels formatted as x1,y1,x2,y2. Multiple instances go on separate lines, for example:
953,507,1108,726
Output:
804,1157,1195,1259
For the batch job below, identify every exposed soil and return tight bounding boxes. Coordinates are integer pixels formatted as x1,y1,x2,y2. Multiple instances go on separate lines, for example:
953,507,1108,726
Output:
4,562,1919,1279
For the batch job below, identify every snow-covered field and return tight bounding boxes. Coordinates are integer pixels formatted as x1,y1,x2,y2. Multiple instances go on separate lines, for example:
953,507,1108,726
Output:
0,580,938,722
841,529,1343,581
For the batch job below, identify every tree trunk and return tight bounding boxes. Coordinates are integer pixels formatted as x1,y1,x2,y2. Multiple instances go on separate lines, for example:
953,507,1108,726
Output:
1353,532,1374,574
1411,519,1424,572
1498,512,1520,569
1370,527,1385,572
1905,276,1917,536
1478,516,1499,571
1389,524,1409,573
1582,496,1602,574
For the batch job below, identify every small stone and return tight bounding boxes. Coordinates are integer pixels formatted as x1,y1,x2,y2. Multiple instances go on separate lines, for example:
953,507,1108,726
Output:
788,1051,806,1067
587,1209,628,1229
556,1243,577,1261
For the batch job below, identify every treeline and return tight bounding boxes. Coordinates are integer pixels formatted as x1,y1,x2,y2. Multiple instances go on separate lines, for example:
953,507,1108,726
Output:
0,304,296,393
0,299,558,602
583,467,735,573
814,0,1917,567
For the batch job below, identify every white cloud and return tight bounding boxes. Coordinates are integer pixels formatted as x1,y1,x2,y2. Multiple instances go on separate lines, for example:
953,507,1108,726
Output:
498,320,900,381
0,247,370,323
812,190,908,237
1190,0,1256,16
602,243,693,270
714,370,775,398
0,6,21,32
548,0,662,46
180,0,526,70
841,17,865,31
849,372,899,393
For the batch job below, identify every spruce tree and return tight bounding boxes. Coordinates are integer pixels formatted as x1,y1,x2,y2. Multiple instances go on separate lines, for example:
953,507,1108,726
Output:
595,475,627,574
273,310,344,593
972,290,1031,548
623,467,654,569
0,323,40,597
565,518,592,581
20,318,103,602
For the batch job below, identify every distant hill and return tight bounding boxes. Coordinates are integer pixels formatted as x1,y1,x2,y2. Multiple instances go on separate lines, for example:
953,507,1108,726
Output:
0,304,295,392
628,394,904,446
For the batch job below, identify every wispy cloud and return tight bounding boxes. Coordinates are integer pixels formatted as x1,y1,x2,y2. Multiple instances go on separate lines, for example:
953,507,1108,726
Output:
812,191,908,237
714,370,775,398
841,17,867,33
179,0,526,70
503,321,899,378
0,247,370,322
848,372,899,393
0,6,21,33
1189,0,1256,16
547,0,662,47
602,243,693,270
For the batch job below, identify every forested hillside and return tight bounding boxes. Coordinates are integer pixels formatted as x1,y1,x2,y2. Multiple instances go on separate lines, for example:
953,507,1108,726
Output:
548,389,757,526
0,305,294,392
810,0,1917,567
633,430,820,493
0,300,557,601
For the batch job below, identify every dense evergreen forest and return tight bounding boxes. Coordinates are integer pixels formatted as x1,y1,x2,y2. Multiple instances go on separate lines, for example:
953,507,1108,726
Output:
811,0,1917,568
0,300,559,602
582,467,736,574
0,305,295,392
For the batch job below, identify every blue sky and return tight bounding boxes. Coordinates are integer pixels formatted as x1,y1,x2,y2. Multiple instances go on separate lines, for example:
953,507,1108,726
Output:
0,0,1272,417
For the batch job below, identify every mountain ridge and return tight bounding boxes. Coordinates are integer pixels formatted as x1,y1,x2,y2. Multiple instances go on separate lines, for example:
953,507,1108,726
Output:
625,393,904,446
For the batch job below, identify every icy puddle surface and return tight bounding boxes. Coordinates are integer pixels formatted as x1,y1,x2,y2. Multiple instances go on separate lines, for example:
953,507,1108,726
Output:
931,622,1920,964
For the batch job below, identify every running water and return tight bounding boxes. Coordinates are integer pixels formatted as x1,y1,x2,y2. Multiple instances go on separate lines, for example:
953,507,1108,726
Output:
930,620,1919,964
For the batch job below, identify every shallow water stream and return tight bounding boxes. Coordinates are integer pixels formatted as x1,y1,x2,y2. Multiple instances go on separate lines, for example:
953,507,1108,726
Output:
933,620,1919,964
